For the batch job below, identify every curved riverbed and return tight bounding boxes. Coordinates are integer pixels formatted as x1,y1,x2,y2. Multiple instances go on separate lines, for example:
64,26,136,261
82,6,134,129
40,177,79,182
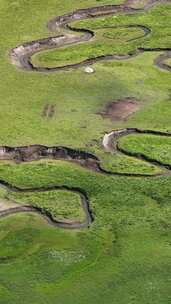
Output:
9,0,171,73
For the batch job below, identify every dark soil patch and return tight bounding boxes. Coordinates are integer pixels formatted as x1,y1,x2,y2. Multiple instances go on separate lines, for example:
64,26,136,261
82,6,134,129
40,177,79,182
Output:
99,97,139,121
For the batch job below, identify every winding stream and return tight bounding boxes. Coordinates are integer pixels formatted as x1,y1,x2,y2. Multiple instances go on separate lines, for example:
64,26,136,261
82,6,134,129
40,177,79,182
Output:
9,0,171,73
1,0,171,229
0,127,171,227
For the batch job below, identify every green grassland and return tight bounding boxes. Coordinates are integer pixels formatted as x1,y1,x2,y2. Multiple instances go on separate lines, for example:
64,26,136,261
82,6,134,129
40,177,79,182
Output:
0,0,171,303
0,160,171,303
0,1,171,174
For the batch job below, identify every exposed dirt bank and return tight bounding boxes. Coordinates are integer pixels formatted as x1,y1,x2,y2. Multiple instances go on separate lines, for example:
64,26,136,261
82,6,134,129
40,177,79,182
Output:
0,128,171,179
0,141,164,177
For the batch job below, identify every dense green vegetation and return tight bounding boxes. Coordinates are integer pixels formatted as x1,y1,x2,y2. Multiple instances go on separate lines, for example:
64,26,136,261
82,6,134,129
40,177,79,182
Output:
8,189,85,222
119,133,171,166
0,0,171,303
98,150,161,174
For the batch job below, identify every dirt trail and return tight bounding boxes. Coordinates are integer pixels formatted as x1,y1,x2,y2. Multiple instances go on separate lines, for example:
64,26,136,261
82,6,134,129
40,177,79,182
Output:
9,0,170,72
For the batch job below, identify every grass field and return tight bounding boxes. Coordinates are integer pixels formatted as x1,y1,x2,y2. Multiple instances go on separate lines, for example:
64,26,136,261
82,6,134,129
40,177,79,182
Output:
0,0,171,303
0,160,171,303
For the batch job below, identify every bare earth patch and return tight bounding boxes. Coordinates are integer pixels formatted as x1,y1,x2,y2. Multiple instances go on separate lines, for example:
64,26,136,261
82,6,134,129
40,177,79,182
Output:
0,198,19,212
99,97,139,121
